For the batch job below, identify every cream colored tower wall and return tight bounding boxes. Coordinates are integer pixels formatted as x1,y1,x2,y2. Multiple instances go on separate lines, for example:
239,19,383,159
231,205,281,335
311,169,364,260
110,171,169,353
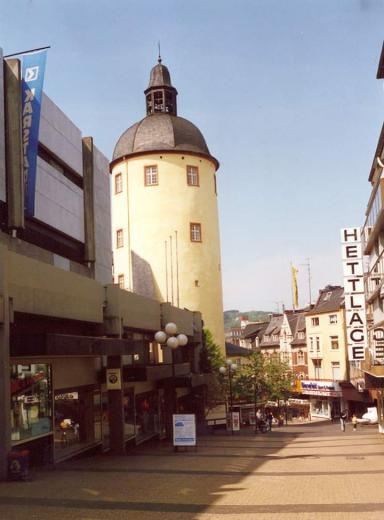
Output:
111,152,225,352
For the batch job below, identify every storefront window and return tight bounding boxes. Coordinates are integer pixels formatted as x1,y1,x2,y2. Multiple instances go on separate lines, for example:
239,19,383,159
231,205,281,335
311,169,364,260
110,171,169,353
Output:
135,391,159,443
124,388,136,439
311,398,329,417
54,386,101,459
10,364,52,443
101,391,110,450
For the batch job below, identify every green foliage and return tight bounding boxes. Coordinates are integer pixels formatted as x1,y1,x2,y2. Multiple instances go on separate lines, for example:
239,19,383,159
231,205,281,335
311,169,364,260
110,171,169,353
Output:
200,329,225,374
223,310,271,329
230,353,294,406
200,329,225,416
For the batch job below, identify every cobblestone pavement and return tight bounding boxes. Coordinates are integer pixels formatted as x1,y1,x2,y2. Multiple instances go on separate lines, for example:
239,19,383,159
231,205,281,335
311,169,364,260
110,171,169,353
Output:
1,421,384,519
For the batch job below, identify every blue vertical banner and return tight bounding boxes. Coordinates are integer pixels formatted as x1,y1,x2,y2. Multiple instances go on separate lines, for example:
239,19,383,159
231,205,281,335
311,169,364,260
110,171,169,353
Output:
21,50,47,217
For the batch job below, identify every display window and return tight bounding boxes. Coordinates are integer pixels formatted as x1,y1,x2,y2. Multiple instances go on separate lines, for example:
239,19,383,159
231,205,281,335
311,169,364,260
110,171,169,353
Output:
123,388,136,439
10,364,53,443
54,386,101,459
135,391,159,443
311,397,329,417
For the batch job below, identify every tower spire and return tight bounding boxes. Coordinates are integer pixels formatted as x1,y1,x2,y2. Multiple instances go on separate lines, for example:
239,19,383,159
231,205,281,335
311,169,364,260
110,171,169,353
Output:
145,55,178,116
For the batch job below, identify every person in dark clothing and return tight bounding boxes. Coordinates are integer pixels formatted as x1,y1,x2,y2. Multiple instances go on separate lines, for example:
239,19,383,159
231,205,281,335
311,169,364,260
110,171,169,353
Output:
267,411,273,431
340,410,347,432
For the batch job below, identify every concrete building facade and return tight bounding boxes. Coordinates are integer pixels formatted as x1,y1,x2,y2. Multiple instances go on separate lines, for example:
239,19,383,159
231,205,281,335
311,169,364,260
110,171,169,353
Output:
0,49,206,480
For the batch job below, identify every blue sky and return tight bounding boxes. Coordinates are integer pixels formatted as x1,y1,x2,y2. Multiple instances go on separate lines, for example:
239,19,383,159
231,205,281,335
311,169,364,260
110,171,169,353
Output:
1,0,384,311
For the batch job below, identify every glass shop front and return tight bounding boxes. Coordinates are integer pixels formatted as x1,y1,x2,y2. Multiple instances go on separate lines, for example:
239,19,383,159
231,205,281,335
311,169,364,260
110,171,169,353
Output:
10,363,52,443
54,385,102,460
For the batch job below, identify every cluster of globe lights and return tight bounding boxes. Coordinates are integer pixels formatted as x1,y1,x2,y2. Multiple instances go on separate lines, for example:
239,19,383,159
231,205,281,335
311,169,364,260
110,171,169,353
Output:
219,359,237,374
154,322,188,349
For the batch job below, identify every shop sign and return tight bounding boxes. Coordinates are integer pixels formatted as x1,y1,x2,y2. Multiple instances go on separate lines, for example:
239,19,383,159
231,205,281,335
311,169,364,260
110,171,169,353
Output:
372,327,384,359
301,380,341,396
341,227,367,361
55,392,79,401
106,368,122,390
173,414,196,446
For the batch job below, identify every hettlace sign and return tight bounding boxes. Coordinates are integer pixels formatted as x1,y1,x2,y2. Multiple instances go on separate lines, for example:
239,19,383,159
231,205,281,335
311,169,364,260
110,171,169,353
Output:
341,227,367,361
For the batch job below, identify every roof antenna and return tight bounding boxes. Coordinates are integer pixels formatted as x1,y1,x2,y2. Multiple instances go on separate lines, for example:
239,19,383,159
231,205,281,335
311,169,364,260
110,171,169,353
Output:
158,41,162,64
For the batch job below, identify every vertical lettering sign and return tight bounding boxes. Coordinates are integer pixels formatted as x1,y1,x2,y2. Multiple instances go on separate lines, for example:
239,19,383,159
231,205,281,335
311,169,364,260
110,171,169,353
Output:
21,50,47,217
341,228,367,361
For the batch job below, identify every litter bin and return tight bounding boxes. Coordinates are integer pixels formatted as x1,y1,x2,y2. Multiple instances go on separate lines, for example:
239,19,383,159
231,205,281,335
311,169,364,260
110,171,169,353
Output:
7,450,29,481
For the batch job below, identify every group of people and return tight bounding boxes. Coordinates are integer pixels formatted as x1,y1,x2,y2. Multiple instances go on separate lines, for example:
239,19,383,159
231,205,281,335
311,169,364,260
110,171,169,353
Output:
339,410,358,432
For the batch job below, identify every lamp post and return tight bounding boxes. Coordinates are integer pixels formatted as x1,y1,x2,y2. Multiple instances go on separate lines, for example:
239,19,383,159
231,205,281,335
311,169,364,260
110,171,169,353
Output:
154,323,188,437
252,374,258,435
219,360,237,435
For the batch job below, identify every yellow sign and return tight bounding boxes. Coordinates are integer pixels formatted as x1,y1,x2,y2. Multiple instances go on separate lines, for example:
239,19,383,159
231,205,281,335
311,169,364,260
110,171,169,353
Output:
106,368,122,390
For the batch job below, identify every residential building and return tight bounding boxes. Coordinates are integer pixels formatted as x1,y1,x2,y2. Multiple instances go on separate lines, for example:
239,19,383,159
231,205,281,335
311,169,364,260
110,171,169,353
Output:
304,286,349,418
259,314,283,358
110,57,225,352
242,321,269,349
287,311,308,380
359,42,384,433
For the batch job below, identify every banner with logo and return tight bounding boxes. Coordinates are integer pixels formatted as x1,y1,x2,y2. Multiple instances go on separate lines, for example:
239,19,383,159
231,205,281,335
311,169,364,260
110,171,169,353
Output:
21,50,47,217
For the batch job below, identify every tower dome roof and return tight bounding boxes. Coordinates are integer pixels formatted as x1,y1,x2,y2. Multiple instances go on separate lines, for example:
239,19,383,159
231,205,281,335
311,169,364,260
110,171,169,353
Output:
111,58,219,169
148,63,172,88
112,114,218,168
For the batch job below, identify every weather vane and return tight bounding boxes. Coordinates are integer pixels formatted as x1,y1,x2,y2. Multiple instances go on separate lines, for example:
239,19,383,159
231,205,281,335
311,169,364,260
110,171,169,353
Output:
158,41,162,64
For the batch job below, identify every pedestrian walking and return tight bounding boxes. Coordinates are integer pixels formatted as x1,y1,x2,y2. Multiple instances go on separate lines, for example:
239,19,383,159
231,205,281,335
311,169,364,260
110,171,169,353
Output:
352,414,358,431
340,409,347,432
267,411,273,431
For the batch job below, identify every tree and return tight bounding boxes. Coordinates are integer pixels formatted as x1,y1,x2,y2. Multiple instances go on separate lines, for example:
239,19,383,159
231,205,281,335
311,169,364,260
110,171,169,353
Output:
200,329,226,417
232,351,267,404
264,355,295,422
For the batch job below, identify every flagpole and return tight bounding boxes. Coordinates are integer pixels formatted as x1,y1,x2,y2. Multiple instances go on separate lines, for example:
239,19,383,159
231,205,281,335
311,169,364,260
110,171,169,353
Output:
4,46,51,59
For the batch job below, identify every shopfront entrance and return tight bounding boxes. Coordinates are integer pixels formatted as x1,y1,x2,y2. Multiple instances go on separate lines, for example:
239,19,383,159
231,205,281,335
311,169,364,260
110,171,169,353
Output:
54,385,102,461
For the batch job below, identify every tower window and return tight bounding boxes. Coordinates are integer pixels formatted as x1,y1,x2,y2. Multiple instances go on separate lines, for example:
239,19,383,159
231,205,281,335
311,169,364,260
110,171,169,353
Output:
187,166,199,186
115,173,123,194
118,274,125,289
116,229,124,248
144,165,158,186
153,91,164,112
190,223,202,242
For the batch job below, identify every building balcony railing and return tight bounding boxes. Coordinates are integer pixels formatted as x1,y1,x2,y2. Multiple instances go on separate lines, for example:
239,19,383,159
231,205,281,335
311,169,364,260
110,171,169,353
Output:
362,177,384,255
308,350,322,359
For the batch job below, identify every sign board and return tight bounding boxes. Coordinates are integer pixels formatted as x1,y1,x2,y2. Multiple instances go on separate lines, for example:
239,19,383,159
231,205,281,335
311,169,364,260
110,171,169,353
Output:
300,380,342,397
21,50,47,217
341,227,367,361
232,412,240,431
106,368,122,390
173,414,196,446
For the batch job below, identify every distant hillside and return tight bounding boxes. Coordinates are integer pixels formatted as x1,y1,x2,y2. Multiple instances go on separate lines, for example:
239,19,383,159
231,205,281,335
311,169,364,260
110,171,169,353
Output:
224,310,271,330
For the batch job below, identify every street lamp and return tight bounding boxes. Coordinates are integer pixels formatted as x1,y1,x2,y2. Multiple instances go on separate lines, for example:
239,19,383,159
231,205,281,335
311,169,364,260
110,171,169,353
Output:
154,323,188,418
219,359,237,435
251,374,258,435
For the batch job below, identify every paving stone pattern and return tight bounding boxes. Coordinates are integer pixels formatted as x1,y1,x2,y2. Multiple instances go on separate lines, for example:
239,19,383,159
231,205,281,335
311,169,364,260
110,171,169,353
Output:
0,421,384,519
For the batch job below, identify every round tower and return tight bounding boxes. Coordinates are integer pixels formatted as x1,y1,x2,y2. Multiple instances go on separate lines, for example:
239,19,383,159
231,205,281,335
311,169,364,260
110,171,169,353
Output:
111,57,225,351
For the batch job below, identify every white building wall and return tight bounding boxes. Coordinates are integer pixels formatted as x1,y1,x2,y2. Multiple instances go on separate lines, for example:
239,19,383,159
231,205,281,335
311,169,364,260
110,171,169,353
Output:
0,48,6,202
39,94,83,175
93,146,112,284
35,156,84,241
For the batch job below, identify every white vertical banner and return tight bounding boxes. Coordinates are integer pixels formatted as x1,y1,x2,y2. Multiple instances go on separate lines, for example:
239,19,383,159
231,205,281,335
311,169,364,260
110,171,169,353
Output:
341,228,367,361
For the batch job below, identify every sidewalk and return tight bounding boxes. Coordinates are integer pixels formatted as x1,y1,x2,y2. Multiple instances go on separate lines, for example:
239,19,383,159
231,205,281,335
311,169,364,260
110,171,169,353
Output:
0,421,383,519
